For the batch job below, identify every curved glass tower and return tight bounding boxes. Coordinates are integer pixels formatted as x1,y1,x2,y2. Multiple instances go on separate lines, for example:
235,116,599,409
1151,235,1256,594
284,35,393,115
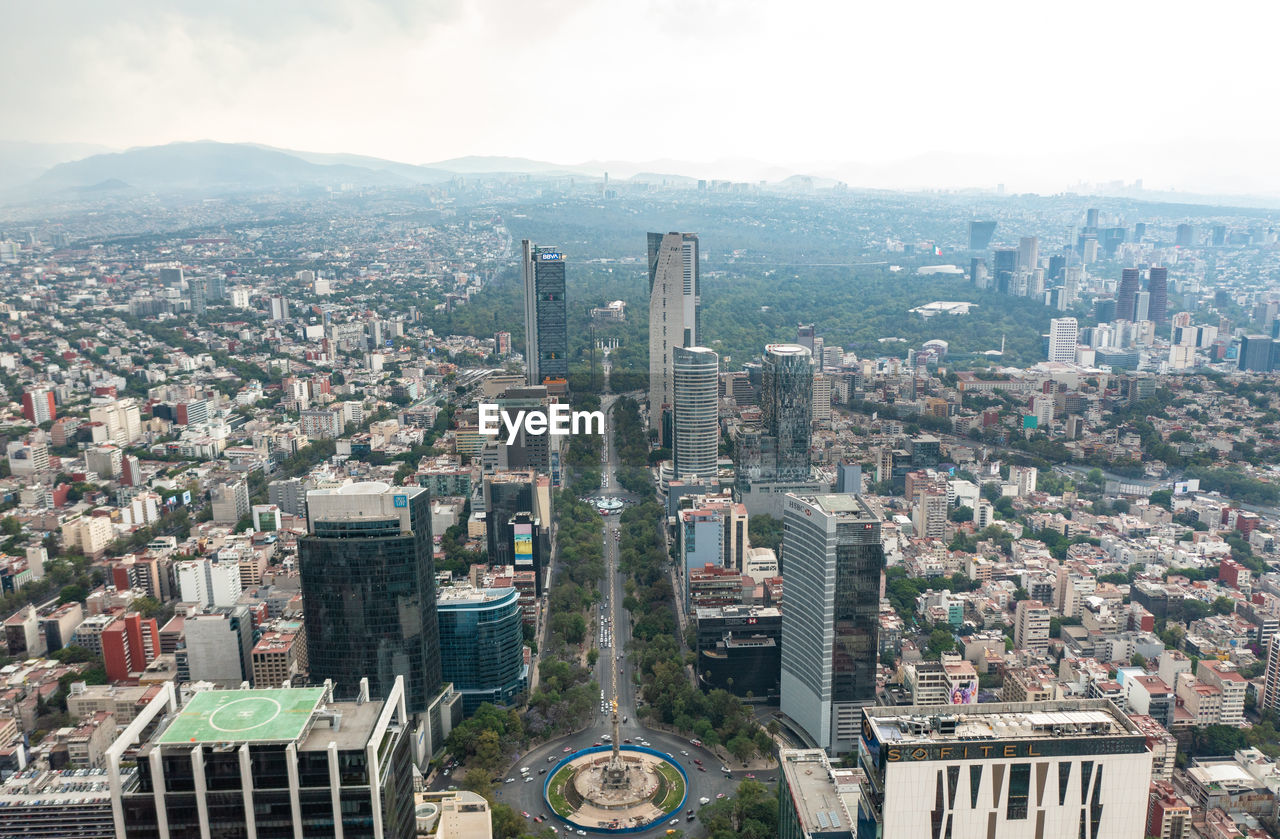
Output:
437,586,527,714
672,345,719,481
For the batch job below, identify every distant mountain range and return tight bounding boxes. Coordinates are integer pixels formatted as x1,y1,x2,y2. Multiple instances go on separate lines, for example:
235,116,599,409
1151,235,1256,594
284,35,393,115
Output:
3,139,1279,207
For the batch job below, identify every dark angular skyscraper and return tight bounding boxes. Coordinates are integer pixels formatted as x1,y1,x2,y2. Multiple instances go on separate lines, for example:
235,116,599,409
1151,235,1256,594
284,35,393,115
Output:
967,220,997,251
1116,267,1141,321
300,482,441,713
1148,266,1169,324
993,247,1018,295
521,240,569,386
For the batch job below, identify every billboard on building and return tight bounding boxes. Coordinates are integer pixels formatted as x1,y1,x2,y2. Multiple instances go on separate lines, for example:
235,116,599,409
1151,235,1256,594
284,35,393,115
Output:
513,523,533,566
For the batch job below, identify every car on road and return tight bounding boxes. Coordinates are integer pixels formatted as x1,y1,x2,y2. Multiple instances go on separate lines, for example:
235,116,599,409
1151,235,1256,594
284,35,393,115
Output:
746,773,755,779
720,766,730,772
690,739,702,746
693,759,701,765
699,797,710,805
525,777,534,783
505,778,515,783
680,750,689,756
547,756,557,762
521,811,530,818
697,766,705,772
539,768,547,774
715,793,725,799
562,747,572,753
520,767,530,774
670,819,679,825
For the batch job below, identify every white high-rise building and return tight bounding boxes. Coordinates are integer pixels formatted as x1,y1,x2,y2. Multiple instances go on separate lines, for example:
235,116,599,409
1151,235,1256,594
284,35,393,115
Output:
1048,317,1078,363
269,295,289,321
671,346,719,481
648,232,700,433
176,559,244,608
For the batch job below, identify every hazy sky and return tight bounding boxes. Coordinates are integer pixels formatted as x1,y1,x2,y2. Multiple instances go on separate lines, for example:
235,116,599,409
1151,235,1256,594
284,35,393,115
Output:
5,0,1279,190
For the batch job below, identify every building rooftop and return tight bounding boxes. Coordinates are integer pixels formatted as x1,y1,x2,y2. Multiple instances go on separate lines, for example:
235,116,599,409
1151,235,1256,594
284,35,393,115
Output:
779,749,859,835
157,687,326,744
437,585,515,606
864,699,1138,746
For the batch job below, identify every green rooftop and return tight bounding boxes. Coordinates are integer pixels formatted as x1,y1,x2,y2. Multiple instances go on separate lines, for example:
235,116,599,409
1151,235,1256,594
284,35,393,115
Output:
159,687,326,744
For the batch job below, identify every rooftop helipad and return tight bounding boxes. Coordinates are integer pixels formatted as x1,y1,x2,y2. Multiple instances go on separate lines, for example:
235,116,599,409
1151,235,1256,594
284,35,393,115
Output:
158,687,326,744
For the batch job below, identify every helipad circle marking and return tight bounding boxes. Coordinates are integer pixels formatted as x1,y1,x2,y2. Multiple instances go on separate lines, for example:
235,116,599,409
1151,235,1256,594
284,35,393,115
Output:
207,697,283,733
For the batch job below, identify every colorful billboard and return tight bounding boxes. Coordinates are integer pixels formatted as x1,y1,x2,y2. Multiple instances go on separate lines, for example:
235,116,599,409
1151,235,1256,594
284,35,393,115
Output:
513,523,533,565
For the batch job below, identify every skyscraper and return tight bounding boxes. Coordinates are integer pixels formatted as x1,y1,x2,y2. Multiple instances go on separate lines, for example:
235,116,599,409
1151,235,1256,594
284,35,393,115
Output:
521,240,569,387
300,482,441,713
1047,317,1078,363
1263,636,1280,713
1018,236,1038,273
780,494,883,754
1175,223,1195,248
1148,266,1169,324
437,585,527,714
188,276,207,316
671,346,719,481
762,344,814,482
1238,335,1275,373
967,220,997,251
1116,268,1140,321
993,248,1018,295
647,232,701,427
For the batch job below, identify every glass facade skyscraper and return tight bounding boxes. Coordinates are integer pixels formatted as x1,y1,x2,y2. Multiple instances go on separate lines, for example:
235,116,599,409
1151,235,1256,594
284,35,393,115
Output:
521,240,568,386
762,344,814,482
671,345,719,481
780,494,883,754
300,483,441,714
437,586,527,714
648,232,701,435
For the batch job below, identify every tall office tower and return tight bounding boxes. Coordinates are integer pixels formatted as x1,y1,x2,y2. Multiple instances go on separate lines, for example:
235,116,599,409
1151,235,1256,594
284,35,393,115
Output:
522,240,569,387
671,346,720,481
1263,636,1280,713
1175,223,1195,248
1047,318,1078,363
300,482,441,712
1115,268,1140,321
1047,254,1066,283
21,387,55,424
1148,266,1169,324
762,344,814,481
647,232,701,429
1212,225,1227,247
796,323,816,352
1133,291,1151,323
159,266,183,286
1085,207,1100,228
269,294,289,321
1238,335,1275,372
108,680,417,839
1018,236,1039,272
207,273,226,300
856,700,1153,839
494,330,512,356
187,276,207,316
482,471,536,567
437,585,527,714
992,248,1018,294
967,220,997,251
1134,221,1147,242
970,258,988,289
780,494,883,754
1059,266,1081,311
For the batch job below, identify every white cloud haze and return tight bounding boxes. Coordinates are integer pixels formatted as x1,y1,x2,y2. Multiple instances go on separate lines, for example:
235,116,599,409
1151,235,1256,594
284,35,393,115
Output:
4,0,1280,192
